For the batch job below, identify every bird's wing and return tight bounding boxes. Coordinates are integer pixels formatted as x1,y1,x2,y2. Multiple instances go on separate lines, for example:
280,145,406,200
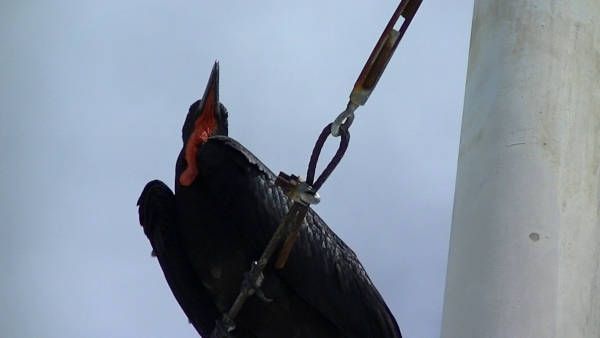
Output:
137,180,220,337
197,136,402,338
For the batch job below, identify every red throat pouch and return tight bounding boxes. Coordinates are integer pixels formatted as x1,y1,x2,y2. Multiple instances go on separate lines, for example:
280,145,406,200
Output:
179,95,218,186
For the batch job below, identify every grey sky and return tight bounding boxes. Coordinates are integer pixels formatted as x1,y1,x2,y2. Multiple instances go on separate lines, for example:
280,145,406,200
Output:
1,1,472,337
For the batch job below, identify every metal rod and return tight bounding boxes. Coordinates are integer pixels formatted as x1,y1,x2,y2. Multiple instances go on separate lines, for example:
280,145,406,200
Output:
350,0,422,106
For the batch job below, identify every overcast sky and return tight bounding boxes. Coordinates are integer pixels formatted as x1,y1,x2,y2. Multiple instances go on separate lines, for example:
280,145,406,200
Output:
1,1,473,337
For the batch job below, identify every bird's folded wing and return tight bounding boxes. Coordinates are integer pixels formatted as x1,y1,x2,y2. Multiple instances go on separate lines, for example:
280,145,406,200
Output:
138,180,220,336
197,136,402,338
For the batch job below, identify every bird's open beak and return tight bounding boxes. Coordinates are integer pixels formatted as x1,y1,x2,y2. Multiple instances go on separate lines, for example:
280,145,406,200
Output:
179,62,221,186
194,61,220,122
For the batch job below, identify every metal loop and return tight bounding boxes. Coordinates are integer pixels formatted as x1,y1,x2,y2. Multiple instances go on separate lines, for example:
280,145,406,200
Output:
307,123,350,191
331,102,358,137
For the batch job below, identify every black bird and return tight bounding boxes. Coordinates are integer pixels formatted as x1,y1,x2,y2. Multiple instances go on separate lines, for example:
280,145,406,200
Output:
137,62,402,338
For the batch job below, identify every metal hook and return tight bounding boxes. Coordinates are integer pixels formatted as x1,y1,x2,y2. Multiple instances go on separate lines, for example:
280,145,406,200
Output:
331,101,358,137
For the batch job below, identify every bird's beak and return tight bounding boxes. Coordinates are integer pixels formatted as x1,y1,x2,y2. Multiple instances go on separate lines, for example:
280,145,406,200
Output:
194,61,220,121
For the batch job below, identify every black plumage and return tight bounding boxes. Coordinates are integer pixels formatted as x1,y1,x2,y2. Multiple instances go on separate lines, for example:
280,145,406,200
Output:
138,63,402,337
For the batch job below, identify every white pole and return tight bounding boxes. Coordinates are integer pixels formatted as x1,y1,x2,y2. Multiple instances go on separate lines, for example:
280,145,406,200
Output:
441,1,600,337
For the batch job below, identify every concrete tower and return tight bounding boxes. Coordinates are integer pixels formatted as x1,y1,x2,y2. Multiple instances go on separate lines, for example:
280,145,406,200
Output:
441,1,600,337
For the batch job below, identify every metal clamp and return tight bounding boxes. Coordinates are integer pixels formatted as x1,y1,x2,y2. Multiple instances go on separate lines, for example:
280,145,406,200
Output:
210,314,235,338
275,173,320,205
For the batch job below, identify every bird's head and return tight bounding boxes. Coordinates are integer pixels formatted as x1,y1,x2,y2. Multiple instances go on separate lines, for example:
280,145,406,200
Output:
178,62,229,186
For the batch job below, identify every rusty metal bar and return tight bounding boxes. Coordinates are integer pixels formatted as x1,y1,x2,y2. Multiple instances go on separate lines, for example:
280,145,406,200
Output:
350,0,422,106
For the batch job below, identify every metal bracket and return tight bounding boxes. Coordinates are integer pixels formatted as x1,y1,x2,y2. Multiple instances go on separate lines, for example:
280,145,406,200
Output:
275,172,320,206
